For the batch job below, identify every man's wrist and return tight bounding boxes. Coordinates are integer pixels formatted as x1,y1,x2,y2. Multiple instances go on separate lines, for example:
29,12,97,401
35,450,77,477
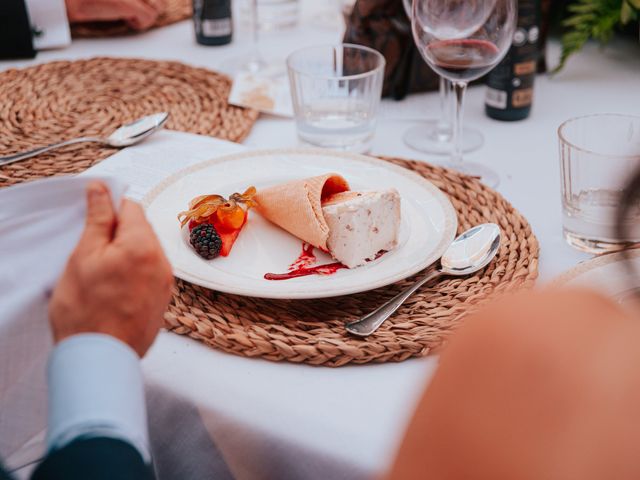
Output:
49,321,142,357
47,333,150,462
53,332,138,359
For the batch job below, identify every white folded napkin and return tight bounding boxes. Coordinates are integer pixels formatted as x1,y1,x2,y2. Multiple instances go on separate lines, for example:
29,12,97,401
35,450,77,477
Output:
0,130,244,472
0,176,126,467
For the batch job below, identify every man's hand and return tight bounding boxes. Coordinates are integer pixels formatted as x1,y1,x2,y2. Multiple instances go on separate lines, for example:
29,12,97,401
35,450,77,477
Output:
49,182,174,357
65,0,166,31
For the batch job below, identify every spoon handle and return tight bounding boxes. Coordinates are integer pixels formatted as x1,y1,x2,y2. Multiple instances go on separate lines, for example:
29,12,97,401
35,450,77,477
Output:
0,137,102,167
345,269,444,337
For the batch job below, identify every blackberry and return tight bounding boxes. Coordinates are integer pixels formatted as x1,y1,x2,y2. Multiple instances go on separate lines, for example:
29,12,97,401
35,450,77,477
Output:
190,223,222,259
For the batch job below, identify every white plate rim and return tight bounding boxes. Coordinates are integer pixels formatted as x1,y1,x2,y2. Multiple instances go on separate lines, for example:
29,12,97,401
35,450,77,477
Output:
142,147,458,299
554,249,640,287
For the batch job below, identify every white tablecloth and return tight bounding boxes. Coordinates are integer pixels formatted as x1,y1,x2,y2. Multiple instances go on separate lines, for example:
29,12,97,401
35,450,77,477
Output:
3,2,640,478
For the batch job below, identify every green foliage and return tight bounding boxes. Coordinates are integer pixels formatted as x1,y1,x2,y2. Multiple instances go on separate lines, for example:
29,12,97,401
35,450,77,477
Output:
554,0,639,73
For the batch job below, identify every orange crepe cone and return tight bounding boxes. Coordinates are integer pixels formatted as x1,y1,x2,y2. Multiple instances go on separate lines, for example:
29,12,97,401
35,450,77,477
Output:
255,173,350,251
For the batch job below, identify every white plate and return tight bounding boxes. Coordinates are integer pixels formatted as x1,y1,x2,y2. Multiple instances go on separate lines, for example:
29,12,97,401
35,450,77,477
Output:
143,148,457,299
555,250,640,302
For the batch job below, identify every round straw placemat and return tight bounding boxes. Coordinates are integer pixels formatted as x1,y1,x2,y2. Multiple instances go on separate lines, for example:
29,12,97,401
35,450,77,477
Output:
0,58,538,366
0,57,257,186
71,0,192,38
165,159,539,366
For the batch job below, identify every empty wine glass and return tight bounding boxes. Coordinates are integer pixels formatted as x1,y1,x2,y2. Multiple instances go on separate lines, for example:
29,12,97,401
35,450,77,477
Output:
222,0,266,75
241,0,267,73
401,0,484,155
412,0,516,186
313,0,355,28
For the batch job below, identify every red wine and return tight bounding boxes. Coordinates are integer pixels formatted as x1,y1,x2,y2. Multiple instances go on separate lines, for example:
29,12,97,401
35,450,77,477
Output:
425,39,500,82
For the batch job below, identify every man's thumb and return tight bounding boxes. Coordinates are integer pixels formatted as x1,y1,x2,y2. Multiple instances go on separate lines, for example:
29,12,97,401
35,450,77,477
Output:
78,181,116,249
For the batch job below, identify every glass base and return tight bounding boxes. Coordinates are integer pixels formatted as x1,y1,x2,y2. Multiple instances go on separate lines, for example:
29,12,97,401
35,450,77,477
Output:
217,53,268,76
297,133,373,154
403,121,484,155
311,9,343,29
563,230,639,254
438,161,500,188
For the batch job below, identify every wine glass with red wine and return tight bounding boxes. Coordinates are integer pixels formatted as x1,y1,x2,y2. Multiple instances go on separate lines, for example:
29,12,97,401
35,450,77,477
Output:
401,0,484,156
412,0,516,187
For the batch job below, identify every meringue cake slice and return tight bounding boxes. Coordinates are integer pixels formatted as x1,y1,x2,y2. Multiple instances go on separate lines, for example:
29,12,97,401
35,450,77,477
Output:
321,189,401,268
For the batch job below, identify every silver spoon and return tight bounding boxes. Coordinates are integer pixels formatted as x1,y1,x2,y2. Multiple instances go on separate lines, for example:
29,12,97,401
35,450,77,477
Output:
0,112,169,167
345,223,501,337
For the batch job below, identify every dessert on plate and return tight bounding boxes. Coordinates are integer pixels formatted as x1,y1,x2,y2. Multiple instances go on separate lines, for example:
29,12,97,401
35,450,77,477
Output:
176,173,401,279
177,187,256,259
255,173,401,268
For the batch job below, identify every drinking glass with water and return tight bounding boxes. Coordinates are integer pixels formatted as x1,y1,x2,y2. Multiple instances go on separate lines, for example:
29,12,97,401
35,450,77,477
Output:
286,44,385,153
559,113,640,253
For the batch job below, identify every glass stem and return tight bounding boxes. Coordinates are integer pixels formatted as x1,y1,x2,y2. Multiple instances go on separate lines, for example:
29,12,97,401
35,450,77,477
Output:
451,81,467,164
251,0,259,45
249,0,262,71
435,77,452,141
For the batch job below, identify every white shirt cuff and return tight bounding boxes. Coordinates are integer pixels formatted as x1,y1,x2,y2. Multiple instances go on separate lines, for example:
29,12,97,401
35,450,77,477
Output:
46,333,150,462
24,0,71,50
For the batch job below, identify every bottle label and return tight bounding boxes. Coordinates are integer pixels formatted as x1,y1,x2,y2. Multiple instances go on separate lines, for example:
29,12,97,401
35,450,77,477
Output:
485,0,540,117
486,87,508,109
202,18,232,36
512,88,533,108
514,60,536,76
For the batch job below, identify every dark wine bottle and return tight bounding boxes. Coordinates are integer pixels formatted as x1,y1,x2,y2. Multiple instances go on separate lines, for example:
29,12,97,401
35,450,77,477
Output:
485,0,541,121
193,0,232,46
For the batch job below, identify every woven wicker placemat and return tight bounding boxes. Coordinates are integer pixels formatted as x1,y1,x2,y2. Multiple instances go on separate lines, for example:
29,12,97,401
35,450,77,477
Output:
71,0,192,38
0,58,538,366
0,57,257,186
165,159,539,366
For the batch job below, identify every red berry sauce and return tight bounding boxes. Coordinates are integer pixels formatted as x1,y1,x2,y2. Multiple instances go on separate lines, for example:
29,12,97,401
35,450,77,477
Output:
263,242,387,281
287,242,316,271
264,262,347,281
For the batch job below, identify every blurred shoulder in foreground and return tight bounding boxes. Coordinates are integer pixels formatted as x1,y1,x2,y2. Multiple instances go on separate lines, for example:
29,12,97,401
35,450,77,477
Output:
389,288,640,480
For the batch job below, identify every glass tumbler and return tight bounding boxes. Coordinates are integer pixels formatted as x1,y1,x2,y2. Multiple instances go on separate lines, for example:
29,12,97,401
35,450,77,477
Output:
559,113,640,253
287,44,385,153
